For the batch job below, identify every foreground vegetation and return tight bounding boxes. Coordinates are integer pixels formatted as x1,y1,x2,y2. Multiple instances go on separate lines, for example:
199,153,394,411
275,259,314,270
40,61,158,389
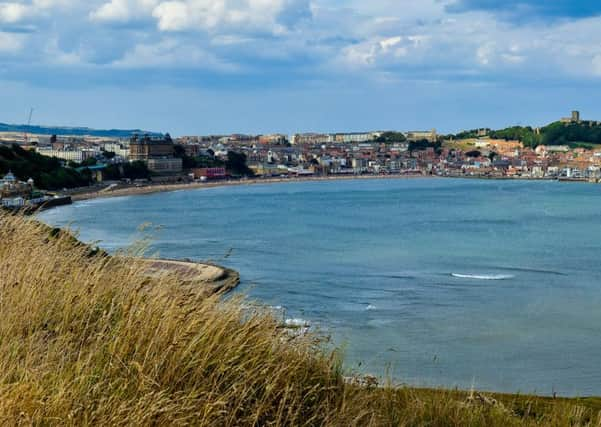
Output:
1,213,600,425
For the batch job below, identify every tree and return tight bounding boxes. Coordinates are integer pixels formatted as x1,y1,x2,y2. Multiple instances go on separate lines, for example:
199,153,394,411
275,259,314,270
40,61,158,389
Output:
226,151,253,177
80,158,98,167
409,139,441,153
376,132,406,143
488,126,541,147
123,161,151,180
0,144,93,190
541,121,601,146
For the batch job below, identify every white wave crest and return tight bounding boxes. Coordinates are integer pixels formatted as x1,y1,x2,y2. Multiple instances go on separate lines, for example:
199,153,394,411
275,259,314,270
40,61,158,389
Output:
285,318,310,327
451,273,515,280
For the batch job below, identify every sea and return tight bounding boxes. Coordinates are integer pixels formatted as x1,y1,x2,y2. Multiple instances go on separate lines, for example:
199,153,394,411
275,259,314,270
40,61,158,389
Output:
37,178,601,396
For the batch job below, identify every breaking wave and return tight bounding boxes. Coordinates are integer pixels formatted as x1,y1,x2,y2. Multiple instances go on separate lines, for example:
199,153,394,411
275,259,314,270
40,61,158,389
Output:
451,273,515,280
285,318,310,327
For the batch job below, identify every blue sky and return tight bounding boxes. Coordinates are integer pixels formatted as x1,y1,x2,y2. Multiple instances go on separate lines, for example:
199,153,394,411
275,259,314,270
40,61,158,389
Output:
1,0,601,135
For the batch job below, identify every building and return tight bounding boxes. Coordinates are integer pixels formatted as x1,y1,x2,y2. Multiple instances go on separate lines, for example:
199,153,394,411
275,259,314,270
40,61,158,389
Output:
147,158,183,174
0,171,24,197
129,134,182,174
103,142,130,159
406,129,437,143
0,172,48,208
191,167,227,180
561,111,581,124
129,134,175,161
36,147,98,163
291,133,333,145
535,145,570,155
334,132,380,144
258,134,288,145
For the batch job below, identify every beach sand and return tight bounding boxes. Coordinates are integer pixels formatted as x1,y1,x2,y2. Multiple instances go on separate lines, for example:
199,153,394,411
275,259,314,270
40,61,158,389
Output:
69,174,429,202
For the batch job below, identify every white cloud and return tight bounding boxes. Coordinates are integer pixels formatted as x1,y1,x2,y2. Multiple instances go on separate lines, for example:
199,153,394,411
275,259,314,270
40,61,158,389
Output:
112,38,237,71
0,31,23,52
329,9,601,82
90,0,159,22
152,1,191,31
91,0,311,34
339,34,430,68
3,0,601,86
0,0,75,23
0,3,29,23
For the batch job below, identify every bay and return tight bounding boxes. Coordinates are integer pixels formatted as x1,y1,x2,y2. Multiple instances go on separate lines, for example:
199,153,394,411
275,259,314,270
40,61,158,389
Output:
38,178,601,396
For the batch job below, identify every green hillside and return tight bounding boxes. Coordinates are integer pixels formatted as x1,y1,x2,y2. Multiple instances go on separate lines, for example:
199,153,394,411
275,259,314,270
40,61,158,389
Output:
0,144,92,190
452,121,601,148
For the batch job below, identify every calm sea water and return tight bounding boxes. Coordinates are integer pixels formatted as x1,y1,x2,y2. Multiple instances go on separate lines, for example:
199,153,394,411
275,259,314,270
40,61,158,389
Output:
38,178,601,396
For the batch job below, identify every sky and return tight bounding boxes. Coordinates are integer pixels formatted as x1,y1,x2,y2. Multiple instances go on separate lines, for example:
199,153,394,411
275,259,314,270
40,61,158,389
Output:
1,0,601,135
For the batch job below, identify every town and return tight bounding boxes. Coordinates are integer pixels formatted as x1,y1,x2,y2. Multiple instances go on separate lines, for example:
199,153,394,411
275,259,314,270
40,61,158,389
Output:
2,110,601,208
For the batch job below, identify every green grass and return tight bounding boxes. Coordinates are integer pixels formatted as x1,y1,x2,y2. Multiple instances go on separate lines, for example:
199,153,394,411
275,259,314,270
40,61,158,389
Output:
1,212,600,426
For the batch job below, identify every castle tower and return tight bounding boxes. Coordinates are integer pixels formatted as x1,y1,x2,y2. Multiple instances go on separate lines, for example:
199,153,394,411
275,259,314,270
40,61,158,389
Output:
572,111,580,122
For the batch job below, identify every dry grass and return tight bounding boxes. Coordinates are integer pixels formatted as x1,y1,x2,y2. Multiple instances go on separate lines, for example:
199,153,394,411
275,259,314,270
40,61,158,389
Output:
1,212,600,426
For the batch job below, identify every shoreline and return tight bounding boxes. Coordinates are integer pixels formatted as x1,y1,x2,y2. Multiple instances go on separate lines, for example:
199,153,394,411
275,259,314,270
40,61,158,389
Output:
65,173,575,203
135,257,240,296
68,174,434,202
37,183,601,399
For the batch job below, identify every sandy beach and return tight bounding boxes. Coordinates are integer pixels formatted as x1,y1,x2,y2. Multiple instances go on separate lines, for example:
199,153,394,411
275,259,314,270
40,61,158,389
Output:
68,174,431,202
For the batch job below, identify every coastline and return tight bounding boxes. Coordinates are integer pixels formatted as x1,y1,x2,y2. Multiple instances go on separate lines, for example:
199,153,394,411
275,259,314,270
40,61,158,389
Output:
135,257,240,296
34,218,241,297
68,174,433,202
32,183,601,401
63,173,586,204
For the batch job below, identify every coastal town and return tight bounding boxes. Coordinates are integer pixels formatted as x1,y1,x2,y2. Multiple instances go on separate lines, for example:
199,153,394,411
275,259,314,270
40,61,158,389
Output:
2,110,601,207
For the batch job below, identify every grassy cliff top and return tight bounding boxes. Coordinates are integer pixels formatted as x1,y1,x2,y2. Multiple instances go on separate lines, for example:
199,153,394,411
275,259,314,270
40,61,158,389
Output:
0,213,599,426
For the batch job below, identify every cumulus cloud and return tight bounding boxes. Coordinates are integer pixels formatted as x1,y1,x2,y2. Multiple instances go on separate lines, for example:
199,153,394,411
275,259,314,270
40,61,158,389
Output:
0,3,31,23
340,35,427,67
0,31,23,51
90,0,312,34
151,0,311,33
112,37,237,70
3,0,601,90
90,0,158,22
0,0,75,23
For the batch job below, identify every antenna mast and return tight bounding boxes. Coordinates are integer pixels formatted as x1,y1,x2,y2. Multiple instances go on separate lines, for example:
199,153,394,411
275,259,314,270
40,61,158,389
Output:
24,107,34,144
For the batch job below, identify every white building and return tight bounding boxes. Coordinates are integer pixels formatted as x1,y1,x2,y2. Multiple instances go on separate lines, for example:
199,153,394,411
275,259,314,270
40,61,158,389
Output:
291,133,334,145
103,142,130,159
334,132,380,143
535,145,570,155
1,197,25,208
36,147,99,163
